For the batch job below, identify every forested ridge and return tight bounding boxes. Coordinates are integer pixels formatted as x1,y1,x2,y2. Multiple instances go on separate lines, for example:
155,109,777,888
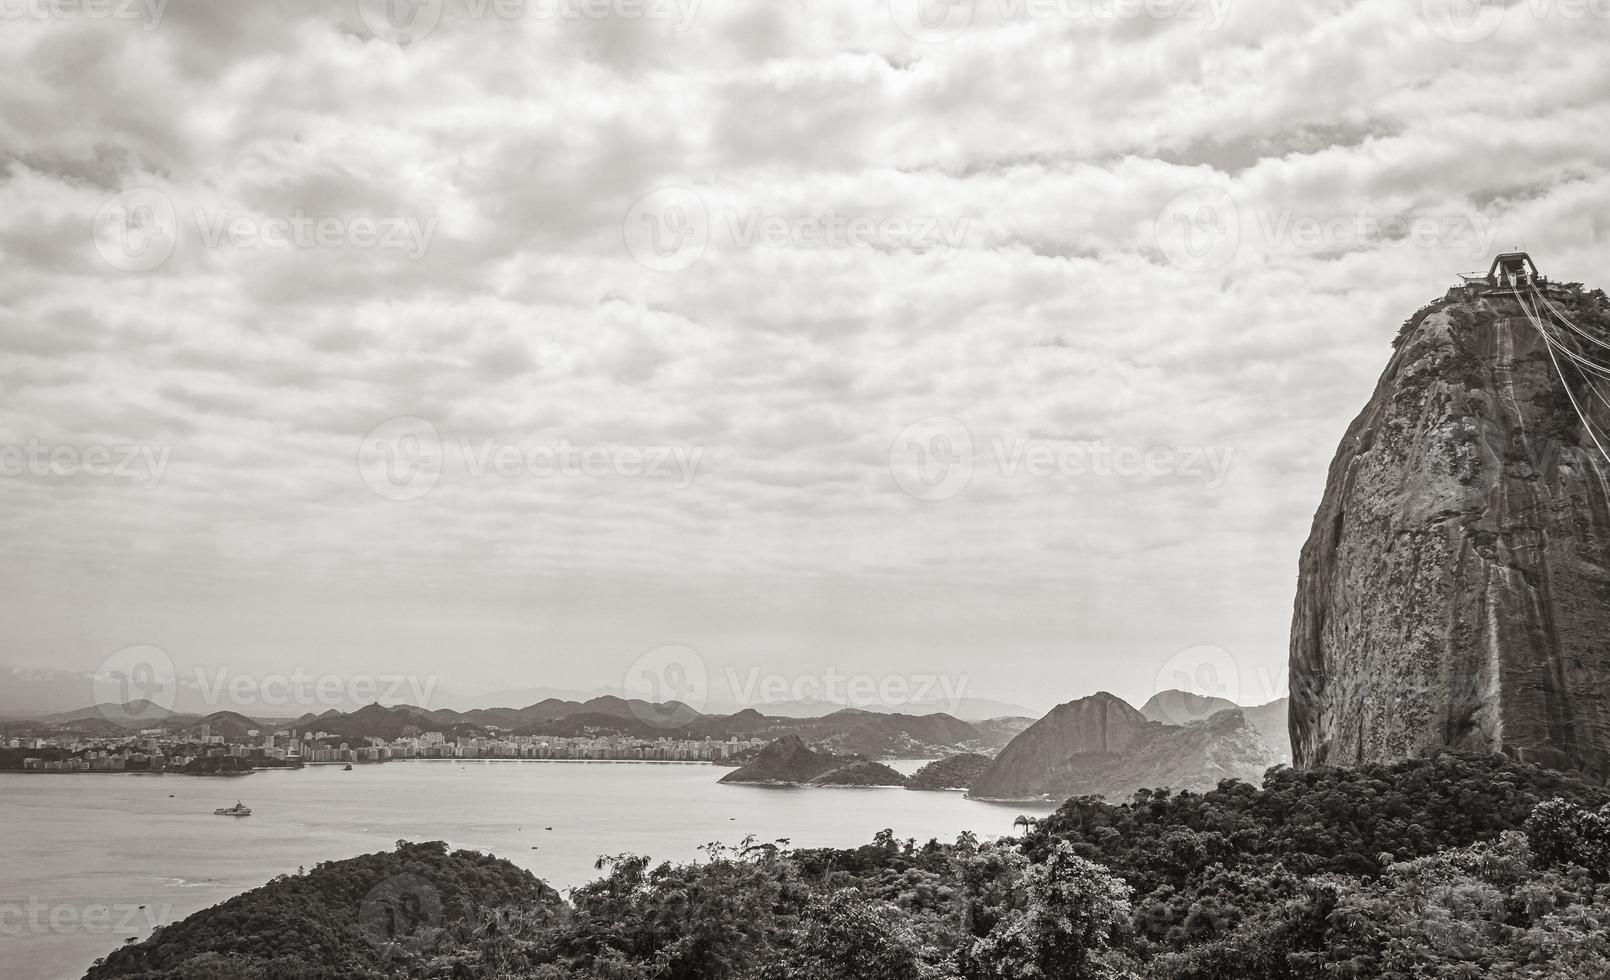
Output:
84,753,1610,979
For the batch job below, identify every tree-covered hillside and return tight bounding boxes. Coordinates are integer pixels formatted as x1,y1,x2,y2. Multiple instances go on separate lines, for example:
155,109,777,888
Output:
84,841,559,980
81,753,1610,980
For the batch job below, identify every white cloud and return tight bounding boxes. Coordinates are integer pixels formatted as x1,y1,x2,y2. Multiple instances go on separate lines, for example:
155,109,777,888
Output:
1,0,1606,710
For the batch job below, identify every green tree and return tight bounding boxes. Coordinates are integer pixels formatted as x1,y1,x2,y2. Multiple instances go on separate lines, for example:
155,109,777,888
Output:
968,842,1133,980
1525,798,1610,878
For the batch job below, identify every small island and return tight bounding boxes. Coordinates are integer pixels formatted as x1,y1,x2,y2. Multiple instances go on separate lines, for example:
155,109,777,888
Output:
716,736,916,787
718,735,851,785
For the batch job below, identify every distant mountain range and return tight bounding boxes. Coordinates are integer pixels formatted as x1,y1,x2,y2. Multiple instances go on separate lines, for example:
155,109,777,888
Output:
7,667,1295,801
699,695,1037,721
699,688,1292,800
970,690,1291,801
4,691,1035,760
0,705,290,740
280,699,1030,759
1139,690,1291,765
0,664,1033,723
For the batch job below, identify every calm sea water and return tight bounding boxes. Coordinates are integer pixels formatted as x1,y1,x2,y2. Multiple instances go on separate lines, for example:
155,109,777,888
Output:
1,760,1050,980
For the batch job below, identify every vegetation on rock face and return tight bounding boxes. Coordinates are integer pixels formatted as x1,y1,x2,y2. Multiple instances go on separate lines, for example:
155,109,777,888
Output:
81,754,1610,980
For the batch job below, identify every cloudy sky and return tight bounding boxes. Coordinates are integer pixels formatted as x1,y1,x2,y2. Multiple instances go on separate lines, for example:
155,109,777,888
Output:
2,0,1607,717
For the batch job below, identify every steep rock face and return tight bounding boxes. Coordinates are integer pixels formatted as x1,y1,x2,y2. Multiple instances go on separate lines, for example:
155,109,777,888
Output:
970,692,1152,799
1290,291,1610,781
971,694,1277,800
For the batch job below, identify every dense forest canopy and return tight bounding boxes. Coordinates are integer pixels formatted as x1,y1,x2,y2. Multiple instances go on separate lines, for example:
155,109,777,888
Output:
85,753,1610,980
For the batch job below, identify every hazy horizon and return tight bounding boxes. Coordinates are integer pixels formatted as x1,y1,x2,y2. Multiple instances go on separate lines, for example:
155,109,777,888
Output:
3,660,1300,721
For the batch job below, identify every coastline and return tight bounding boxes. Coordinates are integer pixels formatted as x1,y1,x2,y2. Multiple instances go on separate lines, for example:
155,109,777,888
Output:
0,758,719,776
407,757,714,765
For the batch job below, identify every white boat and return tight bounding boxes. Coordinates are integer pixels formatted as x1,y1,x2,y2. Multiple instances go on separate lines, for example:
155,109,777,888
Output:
214,802,252,817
